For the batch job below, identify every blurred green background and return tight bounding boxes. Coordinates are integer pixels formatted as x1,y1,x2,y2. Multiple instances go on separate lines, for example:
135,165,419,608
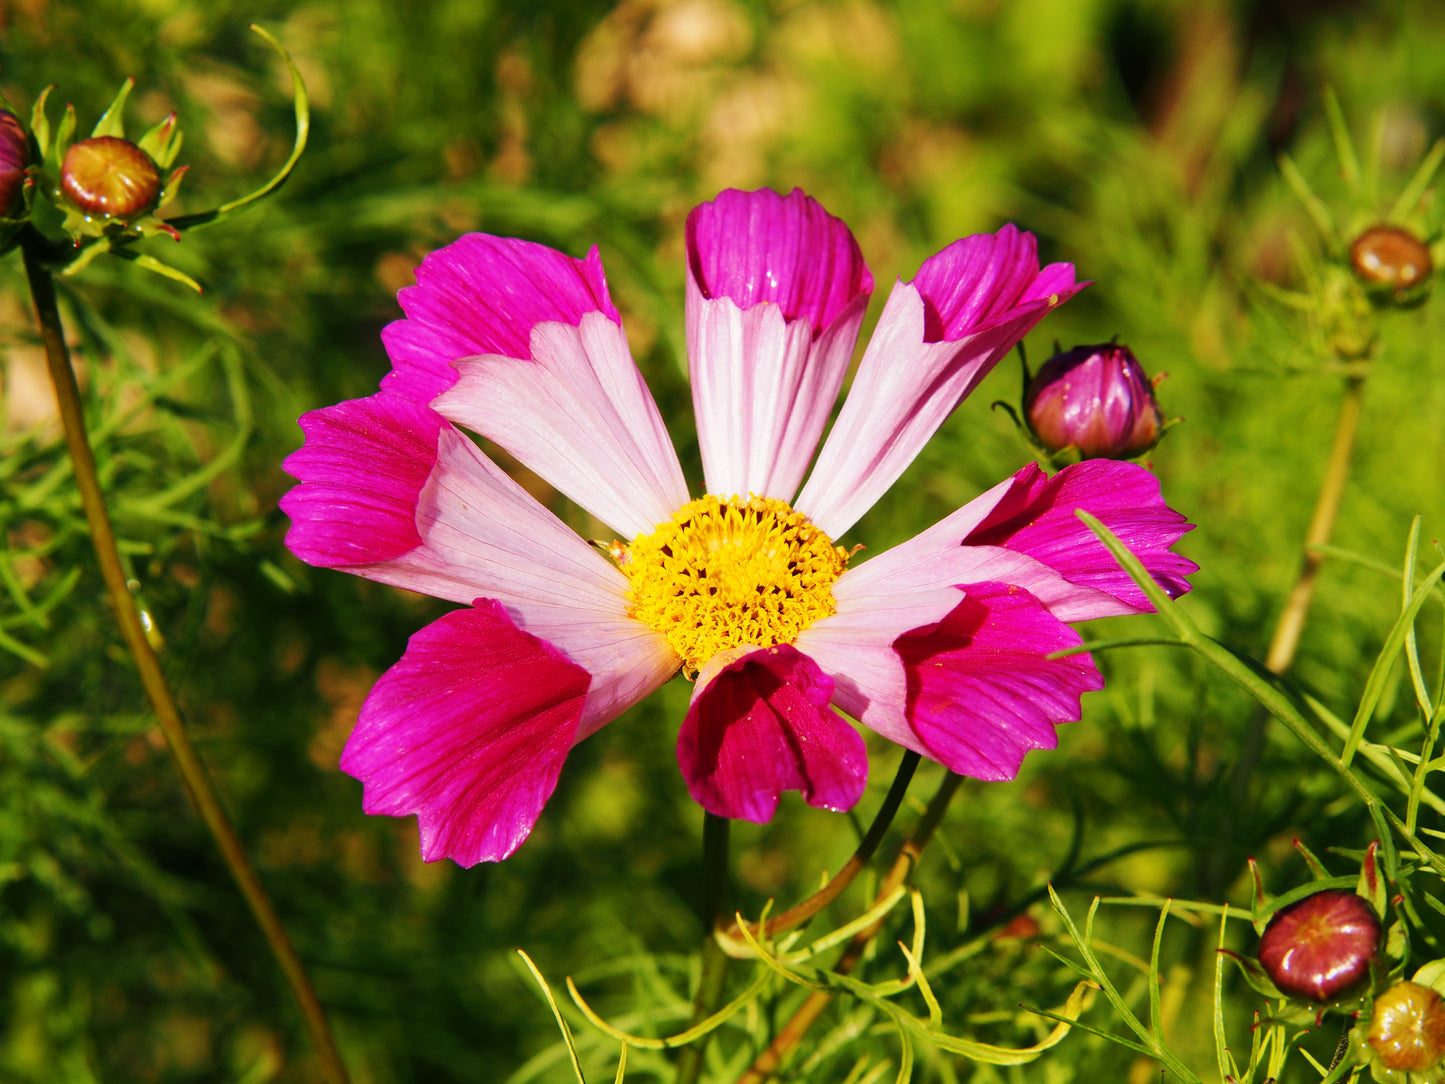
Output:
2,0,1444,1080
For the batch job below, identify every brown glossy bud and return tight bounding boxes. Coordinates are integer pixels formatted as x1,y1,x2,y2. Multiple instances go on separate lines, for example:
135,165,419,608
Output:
1351,225,1433,292
1368,981,1445,1072
0,109,29,217
1258,889,1379,1001
60,135,160,219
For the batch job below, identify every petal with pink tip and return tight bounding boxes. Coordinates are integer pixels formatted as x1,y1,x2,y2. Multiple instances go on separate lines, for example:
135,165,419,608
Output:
686,189,872,501
281,393,443,566
281,397,679,732
434,312,688,539
964,460,1197,612
797,227,1084,539
380,235,620,404
678,644,868,822
340,599,590,866
686,188,873,333
894,582,1104,780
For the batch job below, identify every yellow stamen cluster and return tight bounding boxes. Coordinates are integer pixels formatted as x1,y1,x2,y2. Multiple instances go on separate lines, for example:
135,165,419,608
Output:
616,495,850,673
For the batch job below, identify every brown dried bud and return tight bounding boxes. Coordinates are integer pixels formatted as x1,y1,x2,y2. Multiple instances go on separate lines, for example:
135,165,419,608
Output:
60,135,160,219
1368,981,1445,1072
1351,225,1433,292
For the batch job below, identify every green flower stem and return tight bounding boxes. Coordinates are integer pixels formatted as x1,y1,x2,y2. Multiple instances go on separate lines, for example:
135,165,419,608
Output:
1265,374,1366,674
735,770,963,1084
676,813,731,1084
20,231,351,1084
730,750,921,942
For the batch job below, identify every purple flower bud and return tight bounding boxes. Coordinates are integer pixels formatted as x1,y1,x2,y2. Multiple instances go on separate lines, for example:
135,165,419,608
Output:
1258,889,1380,1002
1368,981,1445,1071
60,135,160,220
1024,343,1164,460
1351,225,1432,294
0,109,29,217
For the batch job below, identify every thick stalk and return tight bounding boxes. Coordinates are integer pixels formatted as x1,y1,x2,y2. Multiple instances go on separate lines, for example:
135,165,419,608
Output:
1265,375,1366,674
21,234,351,1084
676,813,732,1084
735,771,963,1084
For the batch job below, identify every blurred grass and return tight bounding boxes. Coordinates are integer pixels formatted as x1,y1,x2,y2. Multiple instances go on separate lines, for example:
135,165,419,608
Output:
3,0,1445,1081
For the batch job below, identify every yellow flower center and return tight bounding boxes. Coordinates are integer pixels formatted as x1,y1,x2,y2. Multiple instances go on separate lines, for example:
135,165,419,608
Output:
616,495,850,673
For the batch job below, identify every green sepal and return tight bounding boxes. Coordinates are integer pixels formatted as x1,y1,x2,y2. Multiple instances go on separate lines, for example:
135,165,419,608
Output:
55,103,76,162
155,165,188,211
1293,837,1331,880
30,85,54,157
118,251,202,292
1249,856,1272,935
57,236,112,276
1357,840,1388,920
137,112,181,169
1219,948,1288,1000
91,78,134,139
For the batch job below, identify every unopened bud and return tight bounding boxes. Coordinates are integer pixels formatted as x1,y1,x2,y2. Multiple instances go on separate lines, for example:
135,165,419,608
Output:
0,109,29,217
1368,981,1445,1072
1257,889,1379,1002
1351,225,1433,294
1024,343,1164,460
60,135,160,219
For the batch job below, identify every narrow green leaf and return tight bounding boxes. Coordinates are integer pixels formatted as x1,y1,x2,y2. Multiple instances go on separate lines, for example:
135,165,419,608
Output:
1279,152,1338,244
1213,906,1239,1084
1323,87,1362,191
166,25,309,231
1148,900,1170,1042
91,77,135,138
1387,137,1445,222
515,951,588,1084
1342,558,1445,765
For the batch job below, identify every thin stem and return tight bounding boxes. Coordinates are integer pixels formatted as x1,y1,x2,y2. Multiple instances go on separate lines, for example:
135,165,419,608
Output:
1265,375,1366,674
734,771,963,1084
729,751,921,942
21,231,351,1084
675,813,732,1084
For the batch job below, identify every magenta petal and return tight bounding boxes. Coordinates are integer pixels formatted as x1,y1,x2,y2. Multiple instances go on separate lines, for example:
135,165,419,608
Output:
281,393,445,566
896,582,1104,781
380,236,620,404
678,645,868,823
340,599,591,866
686,188,873,335
911,225,1078,343
964,460,1198,612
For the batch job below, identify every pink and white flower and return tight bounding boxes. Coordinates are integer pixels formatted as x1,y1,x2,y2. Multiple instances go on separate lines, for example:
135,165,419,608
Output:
281,188,1197,866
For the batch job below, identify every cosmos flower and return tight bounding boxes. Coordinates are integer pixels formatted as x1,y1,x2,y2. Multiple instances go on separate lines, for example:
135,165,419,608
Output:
281,188,1196,866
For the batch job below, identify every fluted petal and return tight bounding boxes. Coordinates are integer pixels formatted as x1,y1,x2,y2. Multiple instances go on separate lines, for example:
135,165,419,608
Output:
340,600,590,866
686,188,872,501
380,235,619,404
894,582,1104,780
678,644,868,822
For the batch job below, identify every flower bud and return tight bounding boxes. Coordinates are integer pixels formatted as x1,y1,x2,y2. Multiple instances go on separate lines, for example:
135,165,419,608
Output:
60,135,160,220
1024,343,1163,460
1257,889,1380,1002
1351,225,1433,295
0,109,29,217
1368,981,1445,1072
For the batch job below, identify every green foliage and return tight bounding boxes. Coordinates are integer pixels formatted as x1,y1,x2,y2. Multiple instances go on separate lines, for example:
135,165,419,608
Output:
5,1,1445,1082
